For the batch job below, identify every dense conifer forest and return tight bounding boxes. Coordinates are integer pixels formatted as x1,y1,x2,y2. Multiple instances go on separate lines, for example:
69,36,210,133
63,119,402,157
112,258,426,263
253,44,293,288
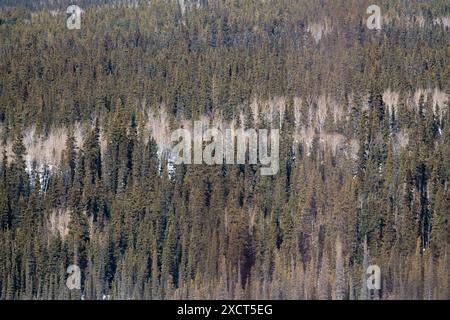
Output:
0,0,448,299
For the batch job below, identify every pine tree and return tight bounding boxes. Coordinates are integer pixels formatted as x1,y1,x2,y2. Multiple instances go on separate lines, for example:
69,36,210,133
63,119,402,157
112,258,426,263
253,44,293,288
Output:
334,237,346,300
63,128,77,187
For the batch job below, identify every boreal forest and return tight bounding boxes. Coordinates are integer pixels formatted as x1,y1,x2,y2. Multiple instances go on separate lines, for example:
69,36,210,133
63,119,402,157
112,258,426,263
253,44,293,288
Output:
0,0,448,299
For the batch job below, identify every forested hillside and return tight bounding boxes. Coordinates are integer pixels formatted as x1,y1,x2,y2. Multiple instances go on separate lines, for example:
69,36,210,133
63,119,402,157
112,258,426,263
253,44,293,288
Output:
0,0,448,299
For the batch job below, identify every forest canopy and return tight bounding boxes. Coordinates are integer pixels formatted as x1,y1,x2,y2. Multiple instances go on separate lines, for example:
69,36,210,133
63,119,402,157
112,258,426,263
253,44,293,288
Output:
0,0,448,300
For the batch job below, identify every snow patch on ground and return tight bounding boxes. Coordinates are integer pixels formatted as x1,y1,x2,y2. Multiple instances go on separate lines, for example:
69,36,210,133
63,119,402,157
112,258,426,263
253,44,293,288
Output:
433,17,450,28
3,89,444,180
307,22,332,43
48,208,71,238
413,88,448,113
